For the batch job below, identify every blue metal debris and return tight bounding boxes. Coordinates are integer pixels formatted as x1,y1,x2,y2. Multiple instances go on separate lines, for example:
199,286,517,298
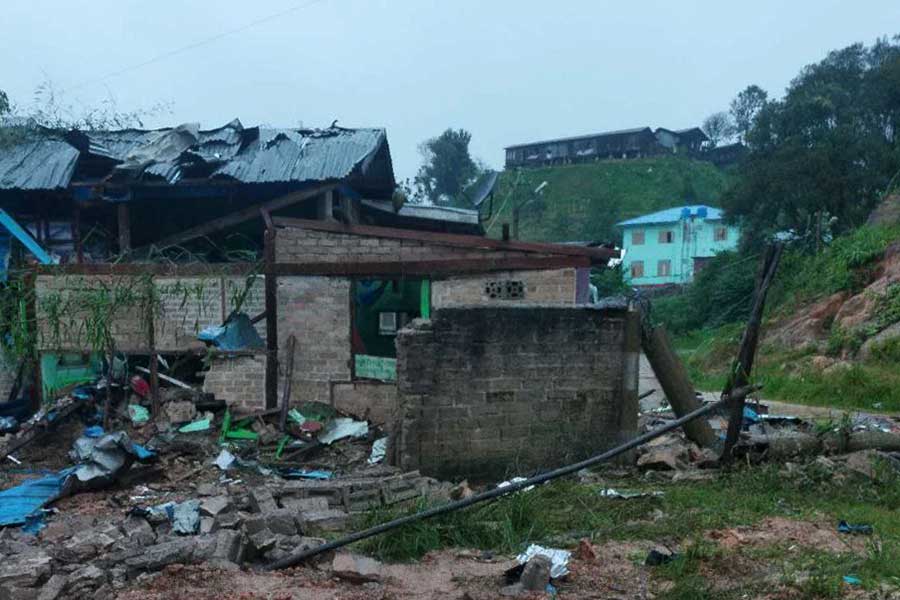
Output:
198,312,264,351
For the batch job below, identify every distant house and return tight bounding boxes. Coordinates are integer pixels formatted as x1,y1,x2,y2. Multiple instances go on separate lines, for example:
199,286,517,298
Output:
504,126,710,168
617,205,739,287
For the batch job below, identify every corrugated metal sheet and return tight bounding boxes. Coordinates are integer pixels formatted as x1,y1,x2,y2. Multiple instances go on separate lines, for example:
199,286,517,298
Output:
617,205,723,227
213,128,386,184
0,138,79,190
0,120,392,192
361,199,480,225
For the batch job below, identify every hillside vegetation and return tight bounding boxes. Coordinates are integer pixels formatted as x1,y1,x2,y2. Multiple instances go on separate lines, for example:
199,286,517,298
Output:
655,221,900,411
487,156,730,243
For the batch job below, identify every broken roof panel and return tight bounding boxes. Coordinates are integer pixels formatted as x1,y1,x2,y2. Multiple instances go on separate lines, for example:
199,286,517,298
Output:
0,138,80,190
0,120,394,194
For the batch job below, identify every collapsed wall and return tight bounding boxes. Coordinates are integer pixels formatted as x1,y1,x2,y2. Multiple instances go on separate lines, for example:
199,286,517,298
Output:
395,305,639,480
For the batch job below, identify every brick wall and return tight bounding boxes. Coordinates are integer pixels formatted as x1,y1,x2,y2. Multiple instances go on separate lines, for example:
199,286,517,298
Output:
35,274,264,352
202,354,266,412
331,381,399,426
275,227,544,263
395,305,639,480
432,269,576,307
276,276,352,404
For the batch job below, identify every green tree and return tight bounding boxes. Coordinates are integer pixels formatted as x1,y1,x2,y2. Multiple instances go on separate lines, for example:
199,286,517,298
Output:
0,90,9,115
722,39,900,247
414,128,480,205
729,84,768,143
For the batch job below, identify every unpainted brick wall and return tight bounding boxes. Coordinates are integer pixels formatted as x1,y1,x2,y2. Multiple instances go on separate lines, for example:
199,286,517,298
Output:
34,274,265,352
331,381,399,426
432,269,576,307
396,306,638,480
276,276,352,404
275,227,547,263
202,354,266,412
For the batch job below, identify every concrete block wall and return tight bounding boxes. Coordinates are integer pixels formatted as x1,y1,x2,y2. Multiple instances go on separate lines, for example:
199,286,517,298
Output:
432,269,576,308
396,306,638,481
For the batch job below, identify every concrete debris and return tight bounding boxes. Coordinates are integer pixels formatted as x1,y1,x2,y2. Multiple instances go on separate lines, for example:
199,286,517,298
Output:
164,400,197,424
172,500,201,535
516,544,570,579
331,552,383,584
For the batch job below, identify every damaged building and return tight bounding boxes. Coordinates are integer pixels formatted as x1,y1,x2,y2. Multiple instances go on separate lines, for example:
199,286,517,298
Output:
1,118,634,481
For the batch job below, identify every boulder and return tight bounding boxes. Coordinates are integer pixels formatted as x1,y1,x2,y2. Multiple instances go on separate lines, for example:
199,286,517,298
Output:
0,550,52,588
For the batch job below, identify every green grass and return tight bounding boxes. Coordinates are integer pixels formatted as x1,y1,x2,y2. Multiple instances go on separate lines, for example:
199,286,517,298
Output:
354,460,900,595
674,325,900,412
490,156,730,243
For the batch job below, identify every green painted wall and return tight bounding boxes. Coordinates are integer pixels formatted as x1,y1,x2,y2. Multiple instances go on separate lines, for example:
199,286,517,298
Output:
620,218,740,286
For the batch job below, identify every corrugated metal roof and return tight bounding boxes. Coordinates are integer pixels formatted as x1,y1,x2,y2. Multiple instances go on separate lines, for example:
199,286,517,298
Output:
616,205,724,227
505,127,654,150
0,138,79,190
360,199,480,225
0,120,393,192
214,128,385,184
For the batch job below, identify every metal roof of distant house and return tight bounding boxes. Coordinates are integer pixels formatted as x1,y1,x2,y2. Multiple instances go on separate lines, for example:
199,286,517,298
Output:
616,205,724,227
504,127,653,150
0,119,395,196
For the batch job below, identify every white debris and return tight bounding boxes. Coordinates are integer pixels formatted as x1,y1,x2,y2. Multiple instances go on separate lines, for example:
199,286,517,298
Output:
318,418,369,445
516,544,571,579
367,437,389,464
213,449,236,471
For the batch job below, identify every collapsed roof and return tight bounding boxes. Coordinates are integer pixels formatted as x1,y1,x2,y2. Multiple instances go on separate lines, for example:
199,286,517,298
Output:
0,119,396,199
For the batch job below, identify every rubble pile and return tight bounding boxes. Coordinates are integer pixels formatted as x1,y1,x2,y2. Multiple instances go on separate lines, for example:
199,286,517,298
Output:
0,367,446,599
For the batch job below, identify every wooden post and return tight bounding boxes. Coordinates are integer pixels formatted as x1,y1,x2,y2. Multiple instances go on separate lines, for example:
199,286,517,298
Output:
73,205,83,263
264,228,279,410
280,335,297,431
721,244,783,461
642,325,717,448
117,204,131,254
148,318,160,419
619,304,641,455
316,190,334,221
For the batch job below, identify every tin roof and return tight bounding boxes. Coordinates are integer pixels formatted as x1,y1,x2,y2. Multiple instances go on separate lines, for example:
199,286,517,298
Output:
616,205,724,227
0,120,395,195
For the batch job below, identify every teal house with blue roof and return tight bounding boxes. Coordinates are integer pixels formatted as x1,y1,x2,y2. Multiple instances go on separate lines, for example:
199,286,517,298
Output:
617,205,739,287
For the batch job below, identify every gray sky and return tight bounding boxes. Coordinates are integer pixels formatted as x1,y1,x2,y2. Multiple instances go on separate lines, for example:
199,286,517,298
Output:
3,1,899,182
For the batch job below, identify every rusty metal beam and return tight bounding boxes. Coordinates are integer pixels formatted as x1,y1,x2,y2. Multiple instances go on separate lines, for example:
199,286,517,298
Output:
263,228,279,410
272,216,619,262
37,256,589,277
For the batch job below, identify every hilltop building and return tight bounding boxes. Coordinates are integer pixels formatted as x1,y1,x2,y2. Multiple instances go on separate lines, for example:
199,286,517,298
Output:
617,204,739,288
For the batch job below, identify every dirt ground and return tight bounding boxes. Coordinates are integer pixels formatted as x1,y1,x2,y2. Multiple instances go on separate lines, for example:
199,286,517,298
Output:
112,516,874,600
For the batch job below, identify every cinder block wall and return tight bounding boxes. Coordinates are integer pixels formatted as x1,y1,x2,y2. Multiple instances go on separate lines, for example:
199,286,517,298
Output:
202,354,266,411
432,269,577,307
396,306,638,481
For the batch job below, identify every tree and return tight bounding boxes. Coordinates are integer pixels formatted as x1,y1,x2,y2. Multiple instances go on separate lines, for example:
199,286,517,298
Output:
701,111,734,147
0,90,9,115
414,128,480,205
729,85,768,143
722,40,900,248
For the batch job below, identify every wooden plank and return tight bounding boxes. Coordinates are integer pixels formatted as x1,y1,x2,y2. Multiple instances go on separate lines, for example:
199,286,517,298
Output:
264,228,279,410
142,184,336,252
117,204,131,253
280,335,297,431
37,256,589,277
642,325,716,448
721,244,783,461
272,216,619,262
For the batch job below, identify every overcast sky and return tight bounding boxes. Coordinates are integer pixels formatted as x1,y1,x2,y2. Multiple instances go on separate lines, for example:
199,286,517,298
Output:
3,1,899,182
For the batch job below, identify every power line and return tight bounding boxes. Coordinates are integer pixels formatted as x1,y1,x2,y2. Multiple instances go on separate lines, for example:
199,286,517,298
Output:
64,0,331,93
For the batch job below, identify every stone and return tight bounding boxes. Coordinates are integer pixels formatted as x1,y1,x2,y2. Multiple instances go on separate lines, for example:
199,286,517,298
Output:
211,529,244,564
35,574,67,600
266,509,299,536
121,516,156,547
637,445,685,470
519,554,551,591
69,565,106,587
299,508,350,533
200,495,233,517
200,517,215,534
0,550,52,587
164,400,197,424
64,529,117,560
249,488,278,514
279,496,330,512
0,585,39,600
331,552,382,584
214,511,243,530
196,482,218,497
247,530,279,558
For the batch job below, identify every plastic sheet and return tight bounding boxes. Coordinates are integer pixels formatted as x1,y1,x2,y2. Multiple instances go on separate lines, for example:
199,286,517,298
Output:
318,418,368,445
516,544,571,579
198,312,264,351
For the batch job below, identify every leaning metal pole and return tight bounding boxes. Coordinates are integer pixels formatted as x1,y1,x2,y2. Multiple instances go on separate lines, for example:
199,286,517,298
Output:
266,394,736,570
